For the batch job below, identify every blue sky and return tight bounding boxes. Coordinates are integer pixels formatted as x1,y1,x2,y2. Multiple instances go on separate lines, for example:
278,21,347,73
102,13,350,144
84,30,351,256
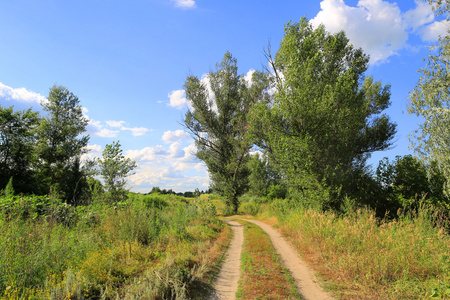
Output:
0,0,447,193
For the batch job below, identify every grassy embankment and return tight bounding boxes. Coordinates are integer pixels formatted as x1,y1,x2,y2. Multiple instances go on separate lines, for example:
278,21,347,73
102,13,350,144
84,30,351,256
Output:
0,193,231,299
239,197,450,299
234,219,302,299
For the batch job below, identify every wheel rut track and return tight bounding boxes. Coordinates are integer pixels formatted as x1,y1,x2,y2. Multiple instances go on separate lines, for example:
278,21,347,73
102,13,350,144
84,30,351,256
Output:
208,220,244,300
209,218,333,300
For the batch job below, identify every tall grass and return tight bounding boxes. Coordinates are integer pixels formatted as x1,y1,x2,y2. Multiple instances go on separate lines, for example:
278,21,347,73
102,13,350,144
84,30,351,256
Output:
0,193,228,299
254,199,450,299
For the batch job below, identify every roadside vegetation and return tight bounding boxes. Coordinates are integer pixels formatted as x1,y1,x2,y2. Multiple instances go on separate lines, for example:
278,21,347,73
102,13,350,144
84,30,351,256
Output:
238,197,450,299
0,193,229,299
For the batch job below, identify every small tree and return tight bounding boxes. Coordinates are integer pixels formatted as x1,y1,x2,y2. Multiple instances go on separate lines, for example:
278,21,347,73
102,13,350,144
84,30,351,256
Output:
97,141,136,203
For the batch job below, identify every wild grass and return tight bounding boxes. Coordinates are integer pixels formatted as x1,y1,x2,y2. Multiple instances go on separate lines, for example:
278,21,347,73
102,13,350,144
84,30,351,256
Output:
254,199,450,299
0,193,230,299
235,220,302,299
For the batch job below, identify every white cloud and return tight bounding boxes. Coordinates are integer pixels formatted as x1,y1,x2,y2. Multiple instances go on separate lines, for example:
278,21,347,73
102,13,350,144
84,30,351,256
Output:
162,129,190,143
126,145,168,162
106,120,126,128
87,118,150,137
121,126,150,136
168,89,187,109
310,0,446,64
168,142,185,158
0,82,47,104
174,0,196,9
244,69,256,87
87,120,119,137
125,141,208,193
404,0,434,32
419,20,450,41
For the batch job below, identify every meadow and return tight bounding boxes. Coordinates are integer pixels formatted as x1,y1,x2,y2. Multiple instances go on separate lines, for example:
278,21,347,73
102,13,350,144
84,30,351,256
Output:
0,193,230,299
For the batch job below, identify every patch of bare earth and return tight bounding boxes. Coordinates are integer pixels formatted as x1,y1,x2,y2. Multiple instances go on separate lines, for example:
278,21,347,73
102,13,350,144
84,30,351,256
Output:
208,220,244,300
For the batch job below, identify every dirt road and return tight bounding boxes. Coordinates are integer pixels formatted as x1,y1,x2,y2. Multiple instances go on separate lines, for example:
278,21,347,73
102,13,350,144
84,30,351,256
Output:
209,218,333,300
244,219,333,300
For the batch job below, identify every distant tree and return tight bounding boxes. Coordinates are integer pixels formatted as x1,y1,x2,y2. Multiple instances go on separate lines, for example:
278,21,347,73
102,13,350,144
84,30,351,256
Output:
0,105,40,193
183,52,271,212
36,85,89,198
251,18,396,208
150,186,161,194
184,191,194,198
97,141,137,203
408,2,450,196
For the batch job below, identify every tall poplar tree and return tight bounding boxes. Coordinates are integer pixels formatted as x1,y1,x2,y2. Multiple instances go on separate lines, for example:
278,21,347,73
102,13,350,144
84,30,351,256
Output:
183,52,271,212
251,19,396,207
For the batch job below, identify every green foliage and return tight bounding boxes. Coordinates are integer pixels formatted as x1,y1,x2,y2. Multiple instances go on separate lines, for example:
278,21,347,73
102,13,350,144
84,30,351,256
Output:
4,177,14,198
250,18,396,208
35,85,89,200
247,154,284,198
267,184,287,200
0,193,225,299
183,52,271,212
97,141,137,203
0,105,40,194
408,5,450,197
376,155,449,210
141,194,169,210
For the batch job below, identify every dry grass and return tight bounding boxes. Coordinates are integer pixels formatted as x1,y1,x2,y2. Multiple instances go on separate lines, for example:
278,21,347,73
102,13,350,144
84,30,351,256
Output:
258,203,450,299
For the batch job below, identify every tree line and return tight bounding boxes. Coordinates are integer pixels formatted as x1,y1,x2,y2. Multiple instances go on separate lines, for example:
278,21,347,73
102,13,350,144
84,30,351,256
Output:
0,85,136,204
183,16,450,215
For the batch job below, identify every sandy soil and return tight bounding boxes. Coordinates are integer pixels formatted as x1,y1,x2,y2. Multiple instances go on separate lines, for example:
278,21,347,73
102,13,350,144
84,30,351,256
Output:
244,219,333,300
208,220,244,300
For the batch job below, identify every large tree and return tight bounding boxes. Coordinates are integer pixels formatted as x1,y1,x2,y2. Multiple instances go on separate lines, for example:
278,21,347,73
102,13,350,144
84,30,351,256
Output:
408,0,450,196
36,85,89,198
251,18,397,207
0,106,40,193
183,52,271,212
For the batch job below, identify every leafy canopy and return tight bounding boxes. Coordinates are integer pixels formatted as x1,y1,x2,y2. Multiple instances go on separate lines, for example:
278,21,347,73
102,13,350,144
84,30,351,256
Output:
408,1,450,196
251,18,396,207
183,52,271,212
97,141,137,203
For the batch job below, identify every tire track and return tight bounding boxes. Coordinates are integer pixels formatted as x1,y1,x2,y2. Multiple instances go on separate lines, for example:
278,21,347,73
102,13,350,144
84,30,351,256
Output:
208,220,244,300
